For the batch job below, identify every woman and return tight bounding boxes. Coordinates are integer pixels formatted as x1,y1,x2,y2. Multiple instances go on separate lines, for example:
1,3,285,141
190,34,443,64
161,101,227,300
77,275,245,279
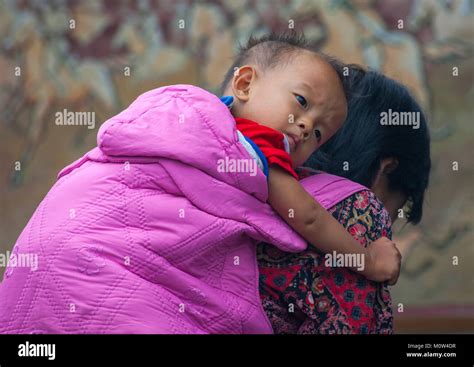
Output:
258,68,431,334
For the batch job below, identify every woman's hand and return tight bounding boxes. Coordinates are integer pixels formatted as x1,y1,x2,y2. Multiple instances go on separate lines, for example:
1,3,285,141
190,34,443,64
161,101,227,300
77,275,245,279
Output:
364,237,402,285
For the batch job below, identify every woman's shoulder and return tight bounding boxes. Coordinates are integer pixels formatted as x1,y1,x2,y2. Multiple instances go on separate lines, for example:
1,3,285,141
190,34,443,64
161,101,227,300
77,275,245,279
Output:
350,189,388,217
333,189,393,242
296,168,391,226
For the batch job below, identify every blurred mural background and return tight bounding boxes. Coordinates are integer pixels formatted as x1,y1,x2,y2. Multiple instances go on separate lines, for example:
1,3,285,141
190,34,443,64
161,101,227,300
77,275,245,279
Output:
0,0,473,333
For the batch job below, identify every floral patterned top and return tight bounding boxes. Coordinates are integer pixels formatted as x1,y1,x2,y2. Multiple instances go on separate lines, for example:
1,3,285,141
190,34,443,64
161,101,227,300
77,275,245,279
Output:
257,185,394,334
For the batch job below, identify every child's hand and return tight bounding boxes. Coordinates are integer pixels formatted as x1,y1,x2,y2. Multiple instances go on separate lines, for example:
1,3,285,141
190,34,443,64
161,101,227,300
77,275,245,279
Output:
364,237,401,285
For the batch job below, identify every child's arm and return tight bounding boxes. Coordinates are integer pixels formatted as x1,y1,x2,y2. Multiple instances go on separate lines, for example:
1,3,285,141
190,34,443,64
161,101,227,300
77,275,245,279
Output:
268,166,401,284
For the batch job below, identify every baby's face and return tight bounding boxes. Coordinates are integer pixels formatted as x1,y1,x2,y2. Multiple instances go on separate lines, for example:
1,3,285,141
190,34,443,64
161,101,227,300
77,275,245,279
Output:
231,51,347,167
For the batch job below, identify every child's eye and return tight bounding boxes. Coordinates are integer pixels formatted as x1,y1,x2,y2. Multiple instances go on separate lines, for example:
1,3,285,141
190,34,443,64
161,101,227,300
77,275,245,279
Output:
295,94,308,109
314,129,322,141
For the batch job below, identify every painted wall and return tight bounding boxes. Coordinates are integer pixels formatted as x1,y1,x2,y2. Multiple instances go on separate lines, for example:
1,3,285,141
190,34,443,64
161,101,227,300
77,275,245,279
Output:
1,0,473,332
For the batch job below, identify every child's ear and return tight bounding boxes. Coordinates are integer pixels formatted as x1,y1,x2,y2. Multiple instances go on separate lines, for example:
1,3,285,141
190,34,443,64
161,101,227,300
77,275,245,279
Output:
231,65,256,102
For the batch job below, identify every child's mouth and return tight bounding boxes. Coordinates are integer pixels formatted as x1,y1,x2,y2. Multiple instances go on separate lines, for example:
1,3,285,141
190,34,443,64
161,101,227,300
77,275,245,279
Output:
287,134,300,152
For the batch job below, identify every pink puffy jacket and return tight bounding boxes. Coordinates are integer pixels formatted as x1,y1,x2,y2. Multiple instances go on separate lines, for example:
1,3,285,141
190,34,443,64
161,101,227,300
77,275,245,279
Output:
0,85,308,334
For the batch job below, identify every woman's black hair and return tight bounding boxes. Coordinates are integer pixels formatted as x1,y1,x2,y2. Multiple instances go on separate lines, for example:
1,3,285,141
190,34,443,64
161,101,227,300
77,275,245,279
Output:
307,67,431,224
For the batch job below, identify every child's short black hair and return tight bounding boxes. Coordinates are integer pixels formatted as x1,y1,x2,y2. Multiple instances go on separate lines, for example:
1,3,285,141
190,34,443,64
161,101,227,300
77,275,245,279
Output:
219,32,351,100
308,67,431,224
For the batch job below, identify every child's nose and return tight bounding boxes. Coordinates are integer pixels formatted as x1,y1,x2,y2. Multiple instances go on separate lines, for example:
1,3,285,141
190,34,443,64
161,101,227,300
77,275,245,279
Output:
297,121,311,139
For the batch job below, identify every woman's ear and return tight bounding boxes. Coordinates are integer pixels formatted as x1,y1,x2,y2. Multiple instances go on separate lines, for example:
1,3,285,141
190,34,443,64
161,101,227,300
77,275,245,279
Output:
372,157,399,192
231,65,256,102
381,157,399,175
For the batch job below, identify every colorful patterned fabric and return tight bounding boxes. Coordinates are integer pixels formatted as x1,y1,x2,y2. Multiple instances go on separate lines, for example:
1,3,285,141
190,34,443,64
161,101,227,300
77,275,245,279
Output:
258,182,394,334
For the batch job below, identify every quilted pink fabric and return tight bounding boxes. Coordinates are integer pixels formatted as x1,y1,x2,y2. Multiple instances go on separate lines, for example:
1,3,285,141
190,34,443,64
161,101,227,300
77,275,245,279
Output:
0,85,307,334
